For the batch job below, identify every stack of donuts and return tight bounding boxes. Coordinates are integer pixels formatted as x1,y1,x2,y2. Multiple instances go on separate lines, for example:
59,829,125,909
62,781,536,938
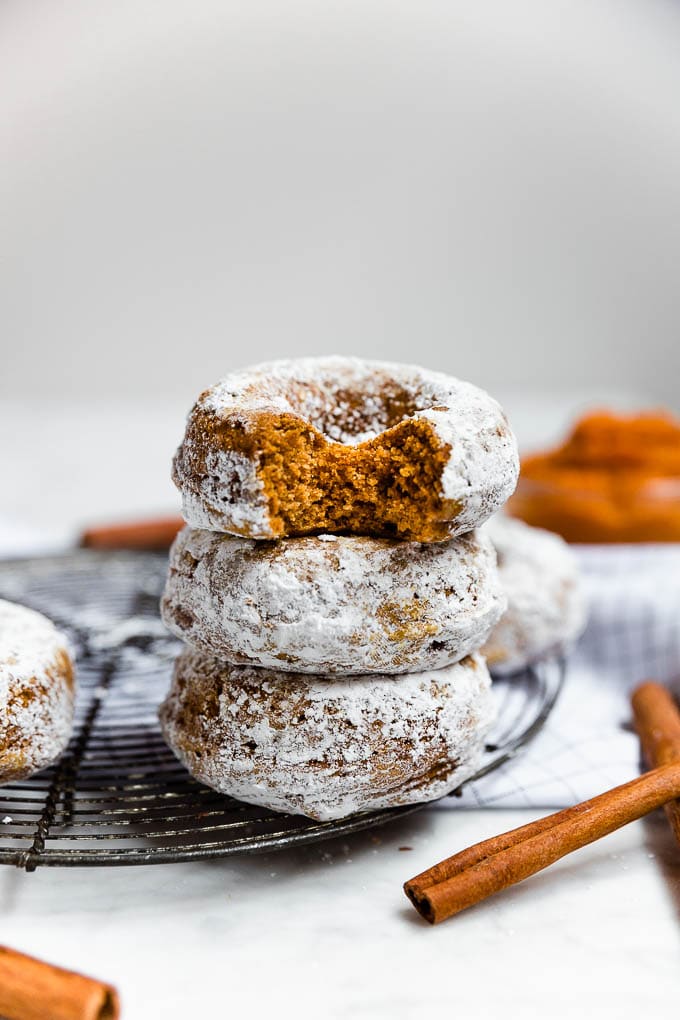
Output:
160,357,527,820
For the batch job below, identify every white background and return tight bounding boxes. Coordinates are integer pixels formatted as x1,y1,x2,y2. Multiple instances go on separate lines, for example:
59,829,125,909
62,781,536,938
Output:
2,0,680,407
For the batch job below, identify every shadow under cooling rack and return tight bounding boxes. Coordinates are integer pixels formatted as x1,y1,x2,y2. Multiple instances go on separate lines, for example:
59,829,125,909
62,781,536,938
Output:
0,551,564,869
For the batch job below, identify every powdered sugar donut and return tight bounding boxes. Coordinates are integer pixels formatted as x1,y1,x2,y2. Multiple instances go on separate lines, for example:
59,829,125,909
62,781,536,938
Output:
159,649,495,821
0,600,76,783
172,357,519,543
481,515,587,674
161,527,505,675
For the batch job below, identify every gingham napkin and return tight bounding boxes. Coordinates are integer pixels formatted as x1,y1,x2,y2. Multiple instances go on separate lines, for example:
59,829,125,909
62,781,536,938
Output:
458,544,680,808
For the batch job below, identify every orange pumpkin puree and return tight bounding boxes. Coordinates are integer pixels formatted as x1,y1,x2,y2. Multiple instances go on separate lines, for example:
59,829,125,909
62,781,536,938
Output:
507,410,680,542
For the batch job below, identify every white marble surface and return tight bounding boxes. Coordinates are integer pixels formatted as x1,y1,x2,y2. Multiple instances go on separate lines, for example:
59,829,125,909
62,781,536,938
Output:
1,808,679,1019
1,396,679,1017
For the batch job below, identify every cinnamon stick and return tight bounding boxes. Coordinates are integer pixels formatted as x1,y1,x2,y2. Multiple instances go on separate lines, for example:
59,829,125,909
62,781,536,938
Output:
404,760,680,924
80,515,184,551
632,681,680,846
0,945,119,1020
406,797,599,902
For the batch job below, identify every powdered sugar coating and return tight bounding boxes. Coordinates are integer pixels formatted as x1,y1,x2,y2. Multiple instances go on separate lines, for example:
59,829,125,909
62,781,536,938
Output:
161,527,506,675
173,356,519,539
179,448,270,536
159,649,495,821
481,515,587,674
0,599,75,783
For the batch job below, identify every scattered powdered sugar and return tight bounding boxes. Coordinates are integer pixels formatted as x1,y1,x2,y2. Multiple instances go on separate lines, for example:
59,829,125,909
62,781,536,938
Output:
174,356,519,538
62,604,179,674
0,599,75,782
162,527,506,675
159,649,496,821
481,515,587,673
88,616,170,651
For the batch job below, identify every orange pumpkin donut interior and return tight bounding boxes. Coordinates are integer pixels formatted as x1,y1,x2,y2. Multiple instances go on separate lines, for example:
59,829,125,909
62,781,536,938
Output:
179,407,458,542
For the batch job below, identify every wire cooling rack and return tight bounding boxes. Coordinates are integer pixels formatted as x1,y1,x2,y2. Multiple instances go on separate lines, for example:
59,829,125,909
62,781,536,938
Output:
0,551,565,870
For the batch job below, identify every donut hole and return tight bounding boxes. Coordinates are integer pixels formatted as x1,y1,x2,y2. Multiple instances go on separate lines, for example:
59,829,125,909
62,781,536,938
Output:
267,377,424,443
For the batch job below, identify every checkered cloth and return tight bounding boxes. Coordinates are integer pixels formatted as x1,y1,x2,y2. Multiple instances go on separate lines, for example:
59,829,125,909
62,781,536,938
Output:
457,544,680,808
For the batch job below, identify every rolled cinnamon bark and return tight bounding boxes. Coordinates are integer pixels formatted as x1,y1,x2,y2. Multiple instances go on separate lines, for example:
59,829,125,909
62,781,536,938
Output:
405,797,597,902
0,945,119,1020
80,515,183,551
632,681,680,846
404,760,680,924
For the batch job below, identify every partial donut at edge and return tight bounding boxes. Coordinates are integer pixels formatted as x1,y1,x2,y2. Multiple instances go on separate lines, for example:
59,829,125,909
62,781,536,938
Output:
481,515,587,674
0,599,76,784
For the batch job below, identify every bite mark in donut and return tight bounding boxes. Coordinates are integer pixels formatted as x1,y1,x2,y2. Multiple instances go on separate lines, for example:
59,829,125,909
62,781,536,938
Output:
178,407,459,542
173,357,519,542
